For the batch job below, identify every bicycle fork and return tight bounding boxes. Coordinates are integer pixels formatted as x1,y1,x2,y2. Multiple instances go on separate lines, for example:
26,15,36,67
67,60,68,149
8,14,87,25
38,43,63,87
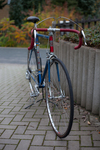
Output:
47,59,65,99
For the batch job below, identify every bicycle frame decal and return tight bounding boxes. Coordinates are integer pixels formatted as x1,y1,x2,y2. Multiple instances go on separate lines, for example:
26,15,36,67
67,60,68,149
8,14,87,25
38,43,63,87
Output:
49,35,54,52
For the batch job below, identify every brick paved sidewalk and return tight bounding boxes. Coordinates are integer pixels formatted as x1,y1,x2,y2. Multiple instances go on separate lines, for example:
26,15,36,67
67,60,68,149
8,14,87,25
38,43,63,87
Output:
0,64,100,150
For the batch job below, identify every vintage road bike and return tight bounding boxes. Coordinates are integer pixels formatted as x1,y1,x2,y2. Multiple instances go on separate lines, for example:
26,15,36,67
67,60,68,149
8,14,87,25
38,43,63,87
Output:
25,16,87,138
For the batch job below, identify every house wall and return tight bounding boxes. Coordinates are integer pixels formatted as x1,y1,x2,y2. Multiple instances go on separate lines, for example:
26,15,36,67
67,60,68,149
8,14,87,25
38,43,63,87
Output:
0,0,9,20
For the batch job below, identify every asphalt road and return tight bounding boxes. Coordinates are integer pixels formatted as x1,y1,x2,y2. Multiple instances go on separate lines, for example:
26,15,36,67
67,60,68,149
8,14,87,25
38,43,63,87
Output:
0,47,47,65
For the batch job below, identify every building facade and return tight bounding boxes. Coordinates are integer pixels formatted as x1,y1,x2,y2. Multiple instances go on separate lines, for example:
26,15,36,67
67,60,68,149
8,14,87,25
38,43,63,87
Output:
0,0,11,20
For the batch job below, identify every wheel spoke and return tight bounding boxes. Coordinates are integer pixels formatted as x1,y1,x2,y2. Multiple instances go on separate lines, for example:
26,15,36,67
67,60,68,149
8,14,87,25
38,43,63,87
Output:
46,58,74,138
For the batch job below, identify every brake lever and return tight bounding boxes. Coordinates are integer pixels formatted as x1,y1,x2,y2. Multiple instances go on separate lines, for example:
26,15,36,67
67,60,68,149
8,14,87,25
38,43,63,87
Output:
81,30,87,46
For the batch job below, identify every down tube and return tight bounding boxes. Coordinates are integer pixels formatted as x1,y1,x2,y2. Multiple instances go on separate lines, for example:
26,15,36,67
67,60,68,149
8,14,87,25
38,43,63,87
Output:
56,62,60,82
41,60,48,85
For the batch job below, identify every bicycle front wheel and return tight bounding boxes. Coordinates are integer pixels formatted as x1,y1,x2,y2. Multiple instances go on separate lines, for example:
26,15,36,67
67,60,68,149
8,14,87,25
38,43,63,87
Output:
45,57,74,138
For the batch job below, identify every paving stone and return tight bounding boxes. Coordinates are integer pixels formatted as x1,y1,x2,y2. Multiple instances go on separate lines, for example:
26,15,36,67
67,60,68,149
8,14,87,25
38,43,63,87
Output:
14,125,27,134
16,140,31,150
43,141,67,146
10,121,28,126
1,129,14,138
45,131,56,140
31,135,44,145
28,122,39,130
1,118,12,125
29,146,54,150
55,147,67,150
94,141,100,146
0,125,16,129
13,115,24,121
0,139,19,144
39,118,49,126
92,131,100,140
12,106,21,111
57,135,79,141
0,129,4,135
0,144,4,150
68,141,79,150
3,145,16,150
81,136,92,146
81,148,100,150
25,130,46,135
25,112,35,118
11,134,33,140
81,126,96,131
71,123,79,130
70,131,91,136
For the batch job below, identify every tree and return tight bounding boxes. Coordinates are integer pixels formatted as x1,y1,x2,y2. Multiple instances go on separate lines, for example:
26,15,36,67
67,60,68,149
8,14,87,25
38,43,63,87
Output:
33,0,45,13
9,0,44,27
77,0,95,16
21,0,34,12
51,0,96,17
51,0,66,6
9,0,24,28
0,0,7,9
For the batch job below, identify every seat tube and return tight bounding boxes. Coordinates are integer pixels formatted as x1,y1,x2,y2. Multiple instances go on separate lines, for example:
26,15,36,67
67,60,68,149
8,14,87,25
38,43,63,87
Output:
48,60,50,83
36,35,42,84
49,33,54,52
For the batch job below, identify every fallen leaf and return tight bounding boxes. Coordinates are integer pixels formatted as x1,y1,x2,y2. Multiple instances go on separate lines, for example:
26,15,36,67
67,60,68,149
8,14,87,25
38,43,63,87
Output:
74,118,78,120
87,121,91,125
82,116,85,119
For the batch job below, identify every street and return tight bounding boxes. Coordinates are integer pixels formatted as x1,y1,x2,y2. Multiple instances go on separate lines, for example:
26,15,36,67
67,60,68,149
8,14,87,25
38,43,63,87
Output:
0,47,47,65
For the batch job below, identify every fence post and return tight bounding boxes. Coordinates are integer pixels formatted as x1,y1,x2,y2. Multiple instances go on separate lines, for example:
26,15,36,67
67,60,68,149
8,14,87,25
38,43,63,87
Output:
81,47,89,107
94,16,97,26
73,48,79,102
92,50,100,114
87,16,91,28
75,18,79,30
86,49,95,111
69,43,74,84
81,17,85,29
77,47,84,104
66,42,70,74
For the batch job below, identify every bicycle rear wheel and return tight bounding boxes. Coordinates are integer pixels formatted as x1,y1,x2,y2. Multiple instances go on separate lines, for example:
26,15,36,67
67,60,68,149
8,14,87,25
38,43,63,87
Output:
26,48,38,96
27,48,38,76
45,57,74,138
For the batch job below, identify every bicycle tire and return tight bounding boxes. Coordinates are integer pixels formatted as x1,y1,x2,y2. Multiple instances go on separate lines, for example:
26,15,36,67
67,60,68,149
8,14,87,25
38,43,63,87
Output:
45,57,74,138
27,48,39,93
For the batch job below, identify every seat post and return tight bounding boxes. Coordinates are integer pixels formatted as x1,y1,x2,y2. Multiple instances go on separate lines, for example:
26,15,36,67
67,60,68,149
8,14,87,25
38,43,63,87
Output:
34,23,37,28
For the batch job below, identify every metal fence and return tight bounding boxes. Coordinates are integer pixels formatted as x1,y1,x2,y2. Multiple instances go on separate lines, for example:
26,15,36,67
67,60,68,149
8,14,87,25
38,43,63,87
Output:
52,17,100,30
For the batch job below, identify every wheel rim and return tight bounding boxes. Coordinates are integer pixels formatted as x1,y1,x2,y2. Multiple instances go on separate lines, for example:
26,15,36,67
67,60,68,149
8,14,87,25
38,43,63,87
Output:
46,58,74,137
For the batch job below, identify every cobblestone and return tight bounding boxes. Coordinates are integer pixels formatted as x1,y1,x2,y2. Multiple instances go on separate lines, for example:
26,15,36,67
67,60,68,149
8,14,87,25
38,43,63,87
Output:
0,63,100,150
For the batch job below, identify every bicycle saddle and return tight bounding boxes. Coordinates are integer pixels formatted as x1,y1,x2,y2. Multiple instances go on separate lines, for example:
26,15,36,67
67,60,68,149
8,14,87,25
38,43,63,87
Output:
27,16,40,23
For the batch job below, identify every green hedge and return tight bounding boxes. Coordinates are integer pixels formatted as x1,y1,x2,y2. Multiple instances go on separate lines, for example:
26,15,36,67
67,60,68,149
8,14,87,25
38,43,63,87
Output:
58,22,100,49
